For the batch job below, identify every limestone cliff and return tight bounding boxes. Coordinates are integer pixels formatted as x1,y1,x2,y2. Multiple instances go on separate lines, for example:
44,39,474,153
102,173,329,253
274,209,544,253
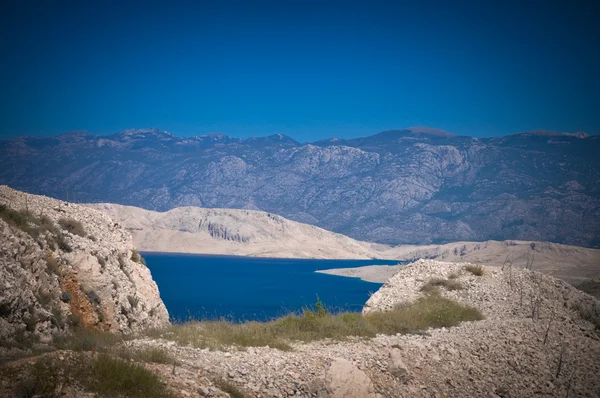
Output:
0,186,169,347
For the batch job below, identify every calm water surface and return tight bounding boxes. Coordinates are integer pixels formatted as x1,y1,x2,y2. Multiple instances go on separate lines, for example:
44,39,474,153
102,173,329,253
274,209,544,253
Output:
143,253,400,322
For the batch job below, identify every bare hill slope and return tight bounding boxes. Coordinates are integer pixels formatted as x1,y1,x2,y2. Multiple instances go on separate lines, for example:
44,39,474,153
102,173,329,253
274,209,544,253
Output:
87,203,385,259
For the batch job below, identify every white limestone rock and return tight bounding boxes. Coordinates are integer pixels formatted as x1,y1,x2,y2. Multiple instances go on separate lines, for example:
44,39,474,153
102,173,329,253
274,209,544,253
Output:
0,186,169,346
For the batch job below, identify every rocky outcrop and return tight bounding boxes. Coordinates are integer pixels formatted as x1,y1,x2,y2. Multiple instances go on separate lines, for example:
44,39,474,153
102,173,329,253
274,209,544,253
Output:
0,186,169,347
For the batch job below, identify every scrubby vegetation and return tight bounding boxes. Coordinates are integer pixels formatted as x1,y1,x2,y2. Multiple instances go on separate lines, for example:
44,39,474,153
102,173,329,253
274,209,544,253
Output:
0,205,76,253
465,264,485,276
8,353,174,398
58,217,86,237
420,277,463,294
0,205,54,238
214,377,246,398
131,249,146,265
146,296,483,351
571,300,600,330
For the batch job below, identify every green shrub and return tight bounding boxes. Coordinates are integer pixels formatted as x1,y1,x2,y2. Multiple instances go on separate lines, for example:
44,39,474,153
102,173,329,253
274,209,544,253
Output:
58,218,86,237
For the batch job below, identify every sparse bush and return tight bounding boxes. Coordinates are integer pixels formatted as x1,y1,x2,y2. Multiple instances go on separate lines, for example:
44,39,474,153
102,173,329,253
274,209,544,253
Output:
448,272,460,280
67,313,81,328
420,277,463,293
572,299,600,330
465,264,484,276
442,279,463,290
0,205,53,238
128,295,140,309
0,204,34,229
131,249,146,265
51,306,65,329
58,218,86,237
54,233,73,252
85,290,101,305
39,214,54,228
23,313,39,332
60,291,72,303
214,378,246,398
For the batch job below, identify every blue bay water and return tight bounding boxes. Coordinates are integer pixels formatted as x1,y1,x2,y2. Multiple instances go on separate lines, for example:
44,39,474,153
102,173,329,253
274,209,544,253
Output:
142,253,400,322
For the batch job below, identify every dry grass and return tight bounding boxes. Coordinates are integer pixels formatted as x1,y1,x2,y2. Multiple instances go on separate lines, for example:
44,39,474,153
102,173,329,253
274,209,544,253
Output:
148,296,483,350
115,346,178,365
465,264,484,276
53,327,128,352
9,353,174,398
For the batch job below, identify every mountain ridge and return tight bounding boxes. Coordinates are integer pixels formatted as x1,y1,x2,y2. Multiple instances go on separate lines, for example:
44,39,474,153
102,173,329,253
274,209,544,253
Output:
1,127,599,247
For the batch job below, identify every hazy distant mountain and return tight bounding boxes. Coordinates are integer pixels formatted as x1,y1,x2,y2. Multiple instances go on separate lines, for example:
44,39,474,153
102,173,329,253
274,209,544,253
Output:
1,127,599,247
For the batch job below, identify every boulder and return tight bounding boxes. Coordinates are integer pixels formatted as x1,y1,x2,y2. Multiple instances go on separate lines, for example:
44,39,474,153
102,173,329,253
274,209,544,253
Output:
388,348,410,382
313,357,377,398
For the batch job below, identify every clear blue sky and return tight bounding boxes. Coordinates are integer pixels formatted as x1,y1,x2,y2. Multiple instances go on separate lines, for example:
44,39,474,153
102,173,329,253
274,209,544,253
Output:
1,0,599,141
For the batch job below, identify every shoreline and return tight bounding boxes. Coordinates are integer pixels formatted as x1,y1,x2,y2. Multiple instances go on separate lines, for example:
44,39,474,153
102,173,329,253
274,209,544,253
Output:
316,264,404,283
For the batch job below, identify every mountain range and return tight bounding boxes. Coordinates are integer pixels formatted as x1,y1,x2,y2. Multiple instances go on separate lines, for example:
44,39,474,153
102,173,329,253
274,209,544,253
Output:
1,127,599,247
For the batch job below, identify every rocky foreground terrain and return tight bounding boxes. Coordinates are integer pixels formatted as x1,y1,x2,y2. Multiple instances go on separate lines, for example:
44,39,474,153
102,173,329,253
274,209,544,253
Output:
1,186,599,398
4,259,597,397
0,186,169,346
58,260,600,397
1,128,599,247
